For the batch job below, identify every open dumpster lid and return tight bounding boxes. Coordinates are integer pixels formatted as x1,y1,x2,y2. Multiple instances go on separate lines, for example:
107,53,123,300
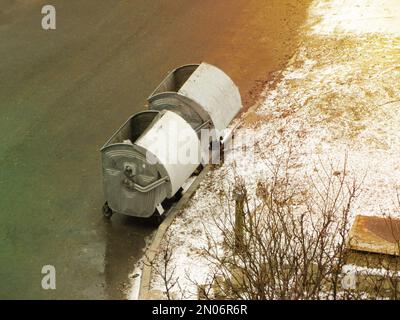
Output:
178,63,242,131
135,110,201,197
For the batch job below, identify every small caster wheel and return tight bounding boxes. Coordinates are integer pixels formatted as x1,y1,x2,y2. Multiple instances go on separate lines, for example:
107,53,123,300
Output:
151,212,164,227
172,188,183,202
102,202,113,219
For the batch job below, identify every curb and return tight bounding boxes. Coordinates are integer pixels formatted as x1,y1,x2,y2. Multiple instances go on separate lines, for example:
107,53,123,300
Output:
138,165,211,300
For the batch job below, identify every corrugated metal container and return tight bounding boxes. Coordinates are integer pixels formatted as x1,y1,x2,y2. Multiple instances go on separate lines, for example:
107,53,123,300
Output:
148,63,242,132
101,111,168,217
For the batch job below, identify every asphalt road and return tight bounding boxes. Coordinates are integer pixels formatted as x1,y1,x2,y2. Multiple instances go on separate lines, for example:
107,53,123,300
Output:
0,0,310,299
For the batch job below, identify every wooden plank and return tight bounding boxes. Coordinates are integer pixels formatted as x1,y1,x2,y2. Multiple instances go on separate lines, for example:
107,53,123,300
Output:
349,215,400,256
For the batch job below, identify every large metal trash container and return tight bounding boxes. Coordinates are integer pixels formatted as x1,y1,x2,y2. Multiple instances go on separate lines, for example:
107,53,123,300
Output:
100,62,242,220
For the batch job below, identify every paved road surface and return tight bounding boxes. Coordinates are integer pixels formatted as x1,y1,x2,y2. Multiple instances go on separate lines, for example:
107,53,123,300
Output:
0,0,310,299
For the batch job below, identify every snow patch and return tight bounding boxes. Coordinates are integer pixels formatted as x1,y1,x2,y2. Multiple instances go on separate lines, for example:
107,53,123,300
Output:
309,0,400,36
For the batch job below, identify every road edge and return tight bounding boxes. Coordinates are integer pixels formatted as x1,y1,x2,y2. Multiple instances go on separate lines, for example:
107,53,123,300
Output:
138,165,211,300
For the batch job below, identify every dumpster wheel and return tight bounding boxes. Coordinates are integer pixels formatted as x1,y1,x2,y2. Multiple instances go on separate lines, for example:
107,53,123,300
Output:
151,211,164,226
102,202,113,219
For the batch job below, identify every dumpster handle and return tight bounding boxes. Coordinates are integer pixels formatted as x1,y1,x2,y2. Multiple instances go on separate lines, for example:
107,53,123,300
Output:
125,176,169,193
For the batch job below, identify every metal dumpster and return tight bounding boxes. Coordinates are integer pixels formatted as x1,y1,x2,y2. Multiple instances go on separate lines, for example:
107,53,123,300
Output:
148,63,242,132
100,62,241,221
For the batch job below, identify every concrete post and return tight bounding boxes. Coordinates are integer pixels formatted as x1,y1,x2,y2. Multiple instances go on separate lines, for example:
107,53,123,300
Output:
233,184,246,252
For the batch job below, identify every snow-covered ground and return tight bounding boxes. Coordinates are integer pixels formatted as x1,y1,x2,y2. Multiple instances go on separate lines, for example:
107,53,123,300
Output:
146,0,400,299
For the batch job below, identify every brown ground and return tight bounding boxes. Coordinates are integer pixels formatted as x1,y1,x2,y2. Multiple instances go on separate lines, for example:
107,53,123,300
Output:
202,0,312,109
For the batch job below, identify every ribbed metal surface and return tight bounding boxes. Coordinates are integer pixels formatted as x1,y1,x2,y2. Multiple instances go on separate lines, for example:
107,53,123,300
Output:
102,145,167,217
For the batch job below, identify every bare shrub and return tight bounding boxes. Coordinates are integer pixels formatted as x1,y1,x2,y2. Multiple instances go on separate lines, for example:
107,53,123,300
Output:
149,152,400,300
345,252,400,300
198,155,363,300
145,233,181,300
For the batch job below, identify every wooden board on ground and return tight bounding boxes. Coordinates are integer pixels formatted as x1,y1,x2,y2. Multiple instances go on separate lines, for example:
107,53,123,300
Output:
349,215,400,256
